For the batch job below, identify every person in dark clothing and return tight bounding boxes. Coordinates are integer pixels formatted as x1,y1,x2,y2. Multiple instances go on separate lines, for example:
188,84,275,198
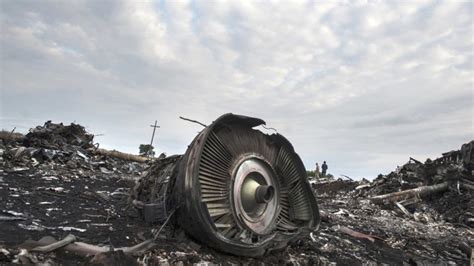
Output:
321,161,328,177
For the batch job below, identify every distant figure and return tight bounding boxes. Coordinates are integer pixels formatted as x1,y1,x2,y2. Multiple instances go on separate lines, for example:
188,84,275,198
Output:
315,162,320,179
321,161,328,177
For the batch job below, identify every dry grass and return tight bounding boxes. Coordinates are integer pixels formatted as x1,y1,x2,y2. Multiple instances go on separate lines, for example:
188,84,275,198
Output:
0,130,25,141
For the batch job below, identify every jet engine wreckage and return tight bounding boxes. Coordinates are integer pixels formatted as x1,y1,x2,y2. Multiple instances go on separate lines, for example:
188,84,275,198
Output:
131,113,320,257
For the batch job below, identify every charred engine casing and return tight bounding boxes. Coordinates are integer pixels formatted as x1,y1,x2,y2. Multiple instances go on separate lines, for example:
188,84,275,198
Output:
133,113,320,257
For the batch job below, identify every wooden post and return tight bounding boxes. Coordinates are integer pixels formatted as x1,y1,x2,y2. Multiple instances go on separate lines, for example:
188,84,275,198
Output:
149,120,160,157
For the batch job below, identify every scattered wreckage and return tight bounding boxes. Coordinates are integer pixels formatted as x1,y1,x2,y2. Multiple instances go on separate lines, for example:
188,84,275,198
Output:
310,140,473,264
0,116,472,264
1,114,321,263
313,140,473,227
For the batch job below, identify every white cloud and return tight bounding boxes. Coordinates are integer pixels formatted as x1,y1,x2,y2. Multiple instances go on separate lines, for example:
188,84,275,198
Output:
1,0,472,179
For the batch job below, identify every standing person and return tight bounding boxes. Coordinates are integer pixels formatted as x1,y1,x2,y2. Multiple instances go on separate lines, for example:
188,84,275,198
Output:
315,162,320,179
321,161,328,177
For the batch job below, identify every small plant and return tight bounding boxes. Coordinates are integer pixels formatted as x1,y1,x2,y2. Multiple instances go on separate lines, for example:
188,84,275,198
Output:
306,170,333,179
139,144,155,157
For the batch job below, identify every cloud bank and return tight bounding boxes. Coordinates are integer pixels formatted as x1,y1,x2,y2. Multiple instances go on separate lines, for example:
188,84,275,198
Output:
1,0,472,179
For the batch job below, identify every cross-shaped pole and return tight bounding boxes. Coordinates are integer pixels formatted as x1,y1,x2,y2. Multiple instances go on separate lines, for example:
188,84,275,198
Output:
149,120,160,156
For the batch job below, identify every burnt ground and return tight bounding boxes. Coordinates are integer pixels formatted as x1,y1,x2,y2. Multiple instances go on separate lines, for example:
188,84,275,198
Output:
0,167,152,264
1,169,472,265
0,171,145,248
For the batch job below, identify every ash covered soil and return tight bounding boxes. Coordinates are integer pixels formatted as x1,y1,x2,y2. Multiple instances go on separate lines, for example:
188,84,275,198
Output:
0,122,473,265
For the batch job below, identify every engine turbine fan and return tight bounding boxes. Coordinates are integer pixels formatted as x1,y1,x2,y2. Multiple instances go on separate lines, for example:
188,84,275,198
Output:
133,113,320,257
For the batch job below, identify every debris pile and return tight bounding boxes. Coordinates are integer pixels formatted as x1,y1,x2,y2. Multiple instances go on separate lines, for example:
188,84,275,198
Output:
23,121,95,150
2,122,149,180
310,176,366,196
358,141,474,227
309,140,473,264
0,122,153,264
0,120,472,264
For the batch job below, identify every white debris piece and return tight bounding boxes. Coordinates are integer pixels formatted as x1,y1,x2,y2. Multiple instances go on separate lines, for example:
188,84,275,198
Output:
18,223,44,231
42,176,59,181
0,248,10,256
46,208,60,216
91,223,112,227
12,167,29,172
76,150,89,160
99,167,113,174
6,210,25,217
31,158,40,167
57,226,87,232
355,184,372,190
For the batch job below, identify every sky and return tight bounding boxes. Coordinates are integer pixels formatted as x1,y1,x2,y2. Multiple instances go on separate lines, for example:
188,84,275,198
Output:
1,0,473,179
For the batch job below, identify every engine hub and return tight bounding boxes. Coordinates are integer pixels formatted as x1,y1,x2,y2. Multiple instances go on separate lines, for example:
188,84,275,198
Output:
231,156,279,235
